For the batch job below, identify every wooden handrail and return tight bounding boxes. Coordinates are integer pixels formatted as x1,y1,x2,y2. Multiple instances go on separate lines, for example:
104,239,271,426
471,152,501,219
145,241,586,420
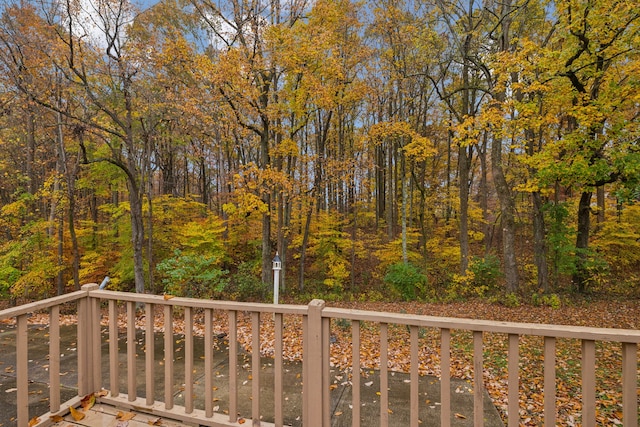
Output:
1,288,637,427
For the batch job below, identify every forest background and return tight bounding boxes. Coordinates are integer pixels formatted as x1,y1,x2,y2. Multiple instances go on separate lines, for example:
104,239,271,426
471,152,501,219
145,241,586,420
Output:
0,0,638,305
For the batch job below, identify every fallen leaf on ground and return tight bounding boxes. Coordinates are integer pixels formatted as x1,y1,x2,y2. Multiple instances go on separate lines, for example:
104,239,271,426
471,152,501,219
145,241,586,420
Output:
69,406,85,421
28,416,39,426
116,412,136,421
81,393,95,411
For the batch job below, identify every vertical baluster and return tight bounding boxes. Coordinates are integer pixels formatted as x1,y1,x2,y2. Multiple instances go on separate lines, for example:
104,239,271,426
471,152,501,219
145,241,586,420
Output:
274,312,283,427
252,312,261,424
440,328,451,427
205,309,213,418
16,314,28,427
581,339,596,427
352,320,361,427
507,334,519,427
380,323,389,427
164,305,174,409
91,291,101,392
473,331,484,427
145,302,155,405
184,306,194,414
622,342,638,427
410,325,419,427
78,296,88,396
109,300,119,397
127,301,136,401
229,310,238,423
543,336,556,427
50,305,61,412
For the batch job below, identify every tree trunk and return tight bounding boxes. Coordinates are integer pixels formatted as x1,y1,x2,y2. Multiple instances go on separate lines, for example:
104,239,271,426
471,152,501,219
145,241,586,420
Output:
532,191,549,292
261,210,272,285
147,182,155,293
376,144,385,227
26,108,37,195
200,156,208,207
446,116,453,223
276,191,289,292
351,202,357,291
401,153,408,264
58,109,80,291
57,214,64,296
68,190,80,290
89,192,98,250
596,185,605,230
458,144,471,274
573,191,592,292
299,204,313,291
458,27,472,274
260,116,272,284
386,143,394,239
478,133,490,253
492,134,519,292
128,180,146,294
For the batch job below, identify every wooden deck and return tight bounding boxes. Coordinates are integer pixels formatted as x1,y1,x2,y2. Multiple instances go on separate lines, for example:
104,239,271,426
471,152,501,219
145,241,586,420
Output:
2,286,638,427
50,403,193,427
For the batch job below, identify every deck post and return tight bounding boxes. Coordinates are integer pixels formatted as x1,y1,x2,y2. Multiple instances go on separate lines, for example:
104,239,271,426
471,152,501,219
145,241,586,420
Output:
307,299,325,427
78,283,99,396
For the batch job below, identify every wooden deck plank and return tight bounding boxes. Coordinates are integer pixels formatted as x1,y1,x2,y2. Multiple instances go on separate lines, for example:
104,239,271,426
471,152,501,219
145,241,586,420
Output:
51,403,192,427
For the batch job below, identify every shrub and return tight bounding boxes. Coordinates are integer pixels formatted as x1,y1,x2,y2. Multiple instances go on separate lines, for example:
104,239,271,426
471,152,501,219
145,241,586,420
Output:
156,250,229,299
532,292,562,309
384,262,427,301
445,255,503,301
227,261,269,301
0,265,20,298
468,255,503,292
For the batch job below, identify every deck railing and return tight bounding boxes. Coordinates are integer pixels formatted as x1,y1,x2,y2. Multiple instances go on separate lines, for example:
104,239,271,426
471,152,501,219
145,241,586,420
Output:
0,284,638,427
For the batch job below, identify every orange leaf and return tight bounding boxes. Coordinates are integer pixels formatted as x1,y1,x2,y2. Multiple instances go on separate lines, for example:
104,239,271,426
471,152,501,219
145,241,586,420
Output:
69,406,85,421
148,417,163,425
28,416,40,427
49,415,64,422
163,294,175,300
116,411,136,421
81,393,95,411
455,413,467,419
238,418,246,424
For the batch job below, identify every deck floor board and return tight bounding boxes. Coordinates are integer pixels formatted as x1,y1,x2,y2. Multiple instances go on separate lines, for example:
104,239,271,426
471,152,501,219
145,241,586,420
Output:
51,403,191,427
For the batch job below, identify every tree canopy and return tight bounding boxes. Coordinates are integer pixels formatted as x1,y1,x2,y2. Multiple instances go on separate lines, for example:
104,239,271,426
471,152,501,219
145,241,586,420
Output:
0,0,638,301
